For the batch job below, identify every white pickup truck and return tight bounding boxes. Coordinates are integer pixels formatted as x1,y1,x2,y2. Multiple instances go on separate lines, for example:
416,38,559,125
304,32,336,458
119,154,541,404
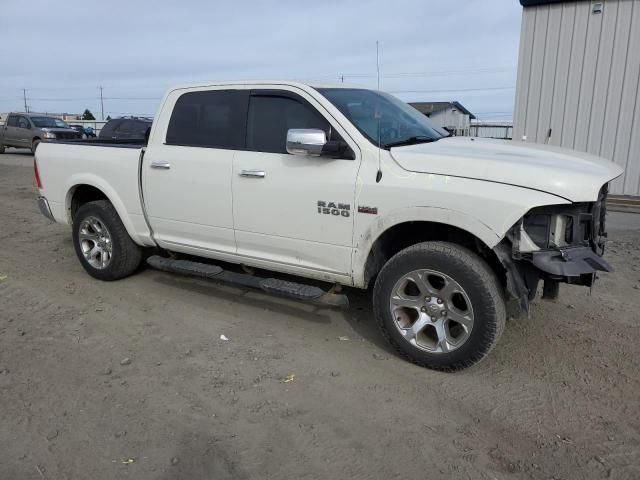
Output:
34,81,623,371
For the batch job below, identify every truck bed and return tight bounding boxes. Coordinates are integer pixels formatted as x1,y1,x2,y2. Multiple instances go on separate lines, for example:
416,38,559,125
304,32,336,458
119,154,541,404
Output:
50,138,147,148
35,141,151,245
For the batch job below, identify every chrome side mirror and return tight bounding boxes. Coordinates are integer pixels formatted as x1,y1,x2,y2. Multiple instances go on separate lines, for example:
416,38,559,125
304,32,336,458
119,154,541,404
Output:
286,129,327,156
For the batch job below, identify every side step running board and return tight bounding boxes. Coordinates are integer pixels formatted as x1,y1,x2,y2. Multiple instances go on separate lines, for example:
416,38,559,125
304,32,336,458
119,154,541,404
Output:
147,255,348,308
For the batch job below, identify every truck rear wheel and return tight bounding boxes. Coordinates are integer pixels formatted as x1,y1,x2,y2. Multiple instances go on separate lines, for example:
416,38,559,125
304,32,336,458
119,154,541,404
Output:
373,241,506,371
72,200,142,281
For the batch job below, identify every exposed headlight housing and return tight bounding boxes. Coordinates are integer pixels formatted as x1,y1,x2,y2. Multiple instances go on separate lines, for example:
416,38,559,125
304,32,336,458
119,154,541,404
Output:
518,184,608,255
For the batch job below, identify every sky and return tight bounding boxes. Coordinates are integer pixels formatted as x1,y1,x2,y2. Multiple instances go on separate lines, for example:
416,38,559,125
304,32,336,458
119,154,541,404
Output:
0,0,523,121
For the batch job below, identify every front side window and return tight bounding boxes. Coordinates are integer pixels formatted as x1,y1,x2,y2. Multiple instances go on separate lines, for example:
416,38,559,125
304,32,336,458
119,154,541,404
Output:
166,90,248,149
17,116,30,129
30,117,69,128
246,92,334,154
317,88,447,149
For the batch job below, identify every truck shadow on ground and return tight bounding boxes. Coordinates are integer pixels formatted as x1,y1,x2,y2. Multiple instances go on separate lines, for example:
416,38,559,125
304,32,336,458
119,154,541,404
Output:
150,271,397,355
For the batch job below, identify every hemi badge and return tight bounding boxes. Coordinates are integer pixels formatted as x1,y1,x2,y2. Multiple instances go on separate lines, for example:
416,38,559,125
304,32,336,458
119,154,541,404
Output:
358,206,378,215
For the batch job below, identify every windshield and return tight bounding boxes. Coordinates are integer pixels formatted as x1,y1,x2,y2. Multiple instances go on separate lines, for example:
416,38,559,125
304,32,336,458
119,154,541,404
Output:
30,117,70,129
317,88,447,148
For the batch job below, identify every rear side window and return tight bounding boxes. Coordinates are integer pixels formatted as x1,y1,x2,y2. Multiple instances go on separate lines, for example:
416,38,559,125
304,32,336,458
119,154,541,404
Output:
116,121,134,135
246,93,331,154
7,115,18,127
133,121,151,137
166,90,248,149
99,119,121,138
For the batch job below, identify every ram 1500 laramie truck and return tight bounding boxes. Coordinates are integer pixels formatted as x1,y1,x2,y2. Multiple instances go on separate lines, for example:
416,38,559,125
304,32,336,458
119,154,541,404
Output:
34,81,623,371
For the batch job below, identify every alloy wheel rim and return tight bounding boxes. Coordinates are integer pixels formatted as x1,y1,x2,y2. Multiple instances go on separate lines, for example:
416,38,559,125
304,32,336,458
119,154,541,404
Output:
389,269,474,354
78,216,113,269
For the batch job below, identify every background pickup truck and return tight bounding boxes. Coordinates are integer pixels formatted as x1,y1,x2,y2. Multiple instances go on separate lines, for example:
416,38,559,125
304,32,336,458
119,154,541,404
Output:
0,112,82,153
34,81,623,371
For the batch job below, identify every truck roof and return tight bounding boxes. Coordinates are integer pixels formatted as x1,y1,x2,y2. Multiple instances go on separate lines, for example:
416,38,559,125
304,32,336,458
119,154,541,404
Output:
167,80,363,92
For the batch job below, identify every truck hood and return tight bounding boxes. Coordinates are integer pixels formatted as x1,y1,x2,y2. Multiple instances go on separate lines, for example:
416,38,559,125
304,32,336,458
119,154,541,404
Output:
42,128,77,133
389,137,624,202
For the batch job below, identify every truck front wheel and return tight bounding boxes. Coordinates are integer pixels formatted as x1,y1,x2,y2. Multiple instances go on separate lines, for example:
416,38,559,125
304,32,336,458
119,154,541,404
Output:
373,241,506,371
72,200,142,281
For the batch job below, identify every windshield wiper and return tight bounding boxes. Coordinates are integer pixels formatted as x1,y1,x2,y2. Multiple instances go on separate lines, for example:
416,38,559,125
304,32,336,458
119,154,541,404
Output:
383,136,439,149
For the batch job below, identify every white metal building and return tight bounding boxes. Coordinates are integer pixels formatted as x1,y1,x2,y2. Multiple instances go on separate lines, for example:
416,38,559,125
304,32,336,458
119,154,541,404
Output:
513,0,640,197
410,101,476,136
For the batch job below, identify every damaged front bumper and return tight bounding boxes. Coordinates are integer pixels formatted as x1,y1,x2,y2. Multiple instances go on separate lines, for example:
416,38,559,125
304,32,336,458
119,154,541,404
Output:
494,242,613,313
494,186,612,312
530,245,612,277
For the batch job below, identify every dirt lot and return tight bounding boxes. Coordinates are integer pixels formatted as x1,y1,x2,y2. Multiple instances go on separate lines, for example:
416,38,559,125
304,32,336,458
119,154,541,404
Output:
1,150,639,480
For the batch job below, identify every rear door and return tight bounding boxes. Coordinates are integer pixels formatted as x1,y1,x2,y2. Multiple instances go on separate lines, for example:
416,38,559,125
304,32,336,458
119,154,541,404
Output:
3,115,23,147
142,88,248,254
232,88,361,278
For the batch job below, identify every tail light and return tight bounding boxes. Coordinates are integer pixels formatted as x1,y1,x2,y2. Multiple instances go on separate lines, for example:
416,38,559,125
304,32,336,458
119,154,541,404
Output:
34,157,42,189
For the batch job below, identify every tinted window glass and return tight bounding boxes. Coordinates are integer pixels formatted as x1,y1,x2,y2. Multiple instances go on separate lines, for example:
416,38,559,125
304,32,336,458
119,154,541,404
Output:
116,121,134,135
246,93,332,154
7,115,19,127
17,116,29,128
99,120,121,138
133,121,151,137
166,90,248,149
317,88,446,148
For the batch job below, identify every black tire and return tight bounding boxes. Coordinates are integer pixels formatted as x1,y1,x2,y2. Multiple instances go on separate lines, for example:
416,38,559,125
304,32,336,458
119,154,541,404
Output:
72,200,142,281
31,138,40,154
0,144,5,154
373,241,506,372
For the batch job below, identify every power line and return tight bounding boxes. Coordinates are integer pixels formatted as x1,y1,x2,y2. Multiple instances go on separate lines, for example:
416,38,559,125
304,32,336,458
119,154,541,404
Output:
390,86,515,94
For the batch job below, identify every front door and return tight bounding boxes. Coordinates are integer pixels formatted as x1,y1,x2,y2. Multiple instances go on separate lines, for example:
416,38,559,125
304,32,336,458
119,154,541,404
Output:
143,88,248,255
3,114,28,147
232,88,361,278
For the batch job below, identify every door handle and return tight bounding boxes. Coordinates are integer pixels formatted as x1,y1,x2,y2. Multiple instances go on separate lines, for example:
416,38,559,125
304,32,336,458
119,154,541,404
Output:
150,160,171,169
240,169,266,178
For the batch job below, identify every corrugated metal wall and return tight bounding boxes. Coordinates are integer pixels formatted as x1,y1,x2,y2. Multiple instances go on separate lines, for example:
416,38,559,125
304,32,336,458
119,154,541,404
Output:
513,0,640,196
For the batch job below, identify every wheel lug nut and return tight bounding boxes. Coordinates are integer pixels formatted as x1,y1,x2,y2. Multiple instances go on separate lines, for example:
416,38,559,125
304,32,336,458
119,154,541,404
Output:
441,310,447,316
436,298,443,304
421,307,427,312
425,297,431,302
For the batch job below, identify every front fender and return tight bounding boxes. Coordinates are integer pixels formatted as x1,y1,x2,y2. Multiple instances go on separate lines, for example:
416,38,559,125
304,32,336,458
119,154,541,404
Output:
351,205,502,288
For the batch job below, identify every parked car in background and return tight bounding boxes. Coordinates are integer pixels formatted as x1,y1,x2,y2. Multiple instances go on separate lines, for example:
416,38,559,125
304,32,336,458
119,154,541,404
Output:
69,124,97,139
0,113,82,153
98,117,152,142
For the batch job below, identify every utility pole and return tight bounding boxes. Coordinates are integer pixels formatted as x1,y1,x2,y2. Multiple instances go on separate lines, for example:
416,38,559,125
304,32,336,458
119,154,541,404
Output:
99,86,104,120
376,41,380,90
23,88,28,112
340,74,344,83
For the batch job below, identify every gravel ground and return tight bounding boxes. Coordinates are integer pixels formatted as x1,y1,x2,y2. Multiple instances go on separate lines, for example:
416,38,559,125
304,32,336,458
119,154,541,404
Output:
1,150,639,479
